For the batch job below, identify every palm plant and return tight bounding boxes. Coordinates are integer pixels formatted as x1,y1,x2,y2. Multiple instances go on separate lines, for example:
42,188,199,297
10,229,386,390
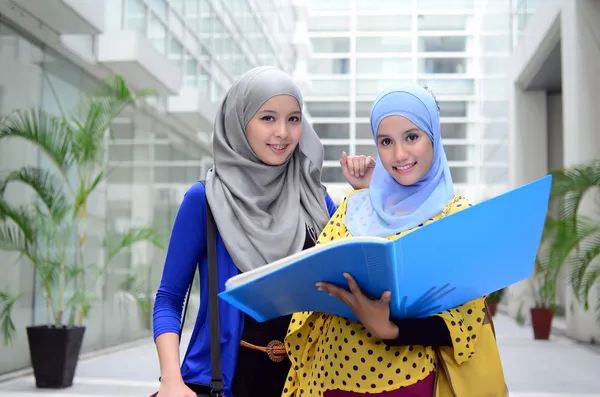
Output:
532,158,600,322
547,159,600,321
0,74,164,347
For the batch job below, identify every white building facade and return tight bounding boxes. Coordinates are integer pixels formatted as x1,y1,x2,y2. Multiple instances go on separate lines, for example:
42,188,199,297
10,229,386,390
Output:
0,0,297,374
294,0,514,204
505,0,600,342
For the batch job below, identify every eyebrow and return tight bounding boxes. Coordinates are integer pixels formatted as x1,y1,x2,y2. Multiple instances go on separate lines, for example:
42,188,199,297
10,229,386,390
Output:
377,128,421,138
260,109,301,115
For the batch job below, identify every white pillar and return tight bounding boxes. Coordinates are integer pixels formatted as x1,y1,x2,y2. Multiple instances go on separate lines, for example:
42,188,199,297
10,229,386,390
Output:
508,86,548,189
505,84,548,320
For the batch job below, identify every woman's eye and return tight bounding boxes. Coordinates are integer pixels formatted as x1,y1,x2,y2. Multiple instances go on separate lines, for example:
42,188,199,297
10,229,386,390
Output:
406,133,419,142
289,116,300,122
381,138,392,146
261,116,275,122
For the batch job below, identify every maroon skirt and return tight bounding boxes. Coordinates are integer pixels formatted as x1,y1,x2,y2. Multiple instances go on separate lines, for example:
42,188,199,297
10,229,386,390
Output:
324,371,435,397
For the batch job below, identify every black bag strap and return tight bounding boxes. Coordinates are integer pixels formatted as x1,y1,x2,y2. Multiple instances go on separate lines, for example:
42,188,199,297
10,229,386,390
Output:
179,180,223,396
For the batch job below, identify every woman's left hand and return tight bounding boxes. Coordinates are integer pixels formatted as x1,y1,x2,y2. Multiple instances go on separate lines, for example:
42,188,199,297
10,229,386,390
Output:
341,152,375,190
317,273,399,340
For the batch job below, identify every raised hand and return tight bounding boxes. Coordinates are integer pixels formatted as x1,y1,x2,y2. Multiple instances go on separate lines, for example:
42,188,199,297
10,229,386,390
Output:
340,151,376,190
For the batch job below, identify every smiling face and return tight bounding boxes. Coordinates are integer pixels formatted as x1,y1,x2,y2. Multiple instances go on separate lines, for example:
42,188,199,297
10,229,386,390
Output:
245,95,303,165
376,115,434,186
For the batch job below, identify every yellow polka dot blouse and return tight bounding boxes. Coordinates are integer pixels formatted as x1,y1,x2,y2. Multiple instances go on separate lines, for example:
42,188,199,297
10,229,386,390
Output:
283,192,487,396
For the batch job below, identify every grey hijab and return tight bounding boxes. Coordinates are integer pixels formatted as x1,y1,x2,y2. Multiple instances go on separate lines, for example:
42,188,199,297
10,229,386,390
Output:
205,66,330,272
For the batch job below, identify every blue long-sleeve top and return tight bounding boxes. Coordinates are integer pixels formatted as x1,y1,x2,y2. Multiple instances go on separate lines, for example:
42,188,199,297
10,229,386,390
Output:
152,181,338,395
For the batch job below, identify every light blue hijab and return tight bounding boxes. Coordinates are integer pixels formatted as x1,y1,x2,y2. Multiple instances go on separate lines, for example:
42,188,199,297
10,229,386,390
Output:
345,84,455,237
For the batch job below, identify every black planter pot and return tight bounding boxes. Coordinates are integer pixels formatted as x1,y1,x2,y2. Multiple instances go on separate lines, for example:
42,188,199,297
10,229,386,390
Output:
26,325,86,388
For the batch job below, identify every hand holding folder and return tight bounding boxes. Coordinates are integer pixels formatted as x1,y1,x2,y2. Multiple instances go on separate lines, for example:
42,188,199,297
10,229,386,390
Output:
219,175,553,323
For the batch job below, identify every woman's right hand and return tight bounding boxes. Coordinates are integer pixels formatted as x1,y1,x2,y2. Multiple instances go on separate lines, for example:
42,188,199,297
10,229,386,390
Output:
156,379,197,397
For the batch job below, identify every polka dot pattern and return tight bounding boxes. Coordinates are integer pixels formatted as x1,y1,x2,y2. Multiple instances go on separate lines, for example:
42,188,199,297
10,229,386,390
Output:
282,194,482,396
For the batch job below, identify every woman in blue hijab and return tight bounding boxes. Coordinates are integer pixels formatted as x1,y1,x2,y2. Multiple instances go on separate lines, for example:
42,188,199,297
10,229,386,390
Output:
281,84,507,397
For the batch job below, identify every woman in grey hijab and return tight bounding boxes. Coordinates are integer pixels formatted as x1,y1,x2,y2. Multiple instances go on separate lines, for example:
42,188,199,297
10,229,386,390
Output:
152,66,374,397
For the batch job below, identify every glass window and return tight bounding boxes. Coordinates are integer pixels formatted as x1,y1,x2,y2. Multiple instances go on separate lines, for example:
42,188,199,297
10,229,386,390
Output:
441,123,467,139
133,113,155,139
355,144,378,158
481,35,510,52
355,102,372,118
41,53,84,114
154,165,202,183
481,101,508,118
306,101,350,118
311,37,351,53
168,36,184,61
309,58,350,74
170,0,185,13
0,21,45,346
356,16,412,31
419,37,466,52
133,165,151,183
420,58,467,74
356,36,411,53
151,0,167,18
417,15,469,30
105,0,124,30
309,0,350,11
125,0,147,33
111,120,135,139
324,145,349,161
418,0,474,11
418,79,474,95
107,165,134,183
357,79,411,96
308,80,350,96
483,167,509,184
356,0,411,11
313,123,350,139
480,13,510,31
356,58,412,74
439,101,468,118
450,166,469,184
148,14,167,54
481,57,508,74
483,122,508,139
483,142,508,163
444,144,473,162
321,166,345,183
479,78,508,98
355,123,373,139
0,22,20,61
154,143,170,161
308,16,350,32
109,144,133,161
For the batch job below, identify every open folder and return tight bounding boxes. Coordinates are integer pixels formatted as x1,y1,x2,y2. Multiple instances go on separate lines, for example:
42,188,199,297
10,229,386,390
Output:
219,175,552,323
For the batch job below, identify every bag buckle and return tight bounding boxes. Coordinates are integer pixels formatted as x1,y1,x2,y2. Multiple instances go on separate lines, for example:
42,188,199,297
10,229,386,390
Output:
209,379,224,397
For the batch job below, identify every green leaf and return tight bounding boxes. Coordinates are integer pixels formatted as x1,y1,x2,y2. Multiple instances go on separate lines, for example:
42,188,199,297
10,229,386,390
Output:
106,227,165,265
69,75,157,168
0,109,74,183
115,270,152,327
66,290,95,327
0,199,36,246
550,158,600,218
0,167,71,223
0,291,22,346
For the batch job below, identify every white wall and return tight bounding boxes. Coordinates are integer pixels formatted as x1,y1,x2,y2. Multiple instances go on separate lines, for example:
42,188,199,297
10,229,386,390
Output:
507,0,600,342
